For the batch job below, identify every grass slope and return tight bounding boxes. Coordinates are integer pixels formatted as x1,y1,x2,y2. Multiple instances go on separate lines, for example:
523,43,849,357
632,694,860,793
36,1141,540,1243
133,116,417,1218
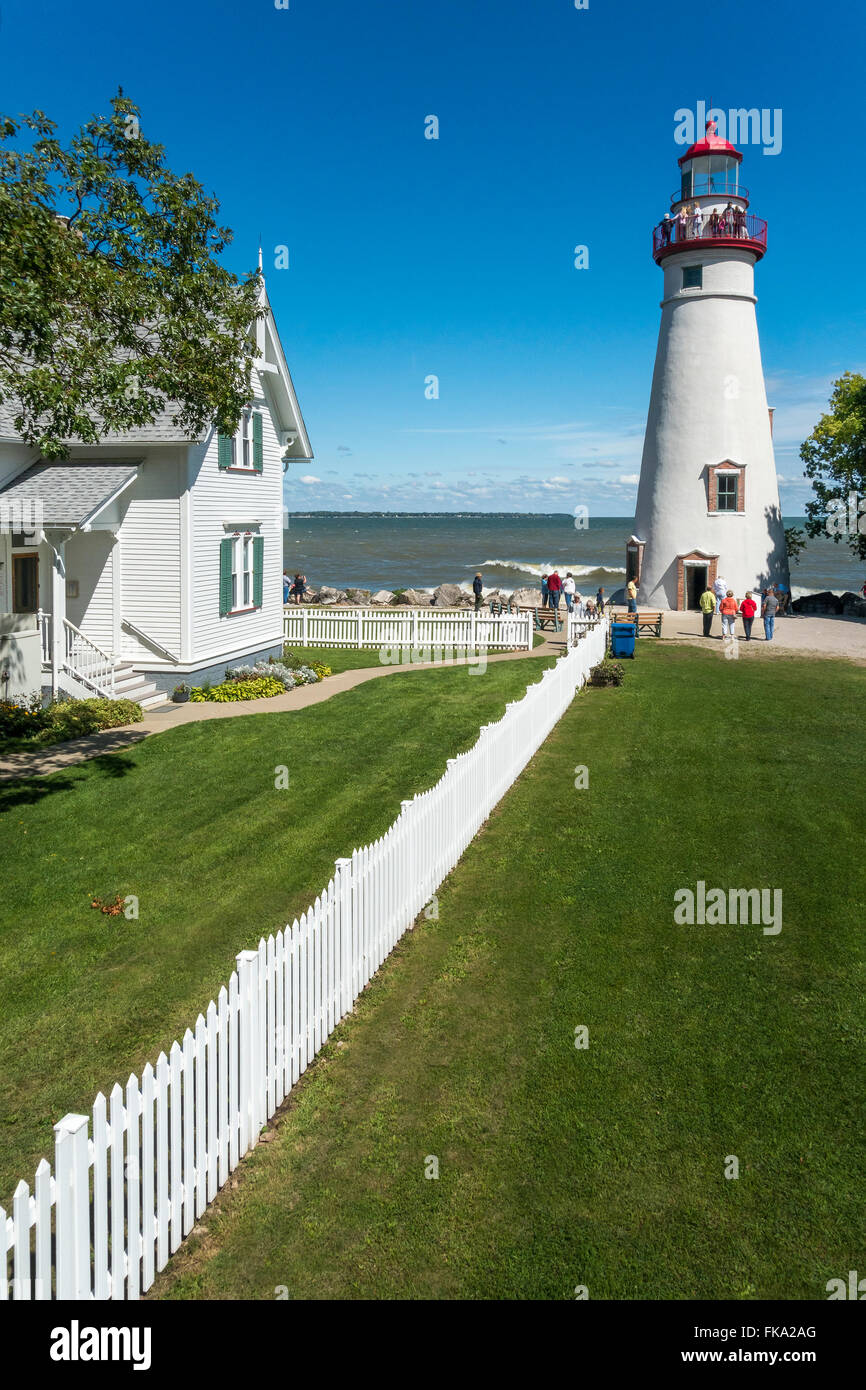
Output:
0,654,554,1199
152,645,866,1301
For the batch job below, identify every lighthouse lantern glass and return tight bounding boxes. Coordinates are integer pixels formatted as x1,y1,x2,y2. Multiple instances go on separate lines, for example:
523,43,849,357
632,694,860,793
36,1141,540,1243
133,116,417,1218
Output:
681,156,739,201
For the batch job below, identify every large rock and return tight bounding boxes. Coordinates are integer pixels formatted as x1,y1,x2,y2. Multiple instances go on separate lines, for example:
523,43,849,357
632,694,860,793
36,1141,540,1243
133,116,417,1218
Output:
510,586,543,608
313,586,348,606
432,582,472,608
344,587,372,606
840,591,866,617
792,590,843,615
391,587,433,607
370,589,395,605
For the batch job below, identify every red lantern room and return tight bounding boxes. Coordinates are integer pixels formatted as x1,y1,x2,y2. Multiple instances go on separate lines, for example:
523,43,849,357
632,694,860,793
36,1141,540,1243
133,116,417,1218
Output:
652,120,767,264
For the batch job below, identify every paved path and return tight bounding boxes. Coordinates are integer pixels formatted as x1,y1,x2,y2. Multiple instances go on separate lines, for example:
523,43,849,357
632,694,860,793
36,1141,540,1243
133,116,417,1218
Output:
647,609,866,662
0,642,561,783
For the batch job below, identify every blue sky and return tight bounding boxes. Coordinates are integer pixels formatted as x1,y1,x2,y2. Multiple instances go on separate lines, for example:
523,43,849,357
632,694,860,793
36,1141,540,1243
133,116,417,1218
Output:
2,0,864,514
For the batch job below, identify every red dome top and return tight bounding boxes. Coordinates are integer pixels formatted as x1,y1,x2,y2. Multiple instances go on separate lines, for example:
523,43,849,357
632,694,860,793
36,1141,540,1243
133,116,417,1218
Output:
678,119,743,166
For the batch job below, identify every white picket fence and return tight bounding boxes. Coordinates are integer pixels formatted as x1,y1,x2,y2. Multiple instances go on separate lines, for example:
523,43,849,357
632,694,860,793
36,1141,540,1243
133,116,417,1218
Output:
284,605,532,650
1,619,607,1301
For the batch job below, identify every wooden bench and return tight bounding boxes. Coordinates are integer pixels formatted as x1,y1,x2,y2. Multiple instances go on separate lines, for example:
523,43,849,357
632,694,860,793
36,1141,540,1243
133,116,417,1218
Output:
517,604,563,632
610,609,664,638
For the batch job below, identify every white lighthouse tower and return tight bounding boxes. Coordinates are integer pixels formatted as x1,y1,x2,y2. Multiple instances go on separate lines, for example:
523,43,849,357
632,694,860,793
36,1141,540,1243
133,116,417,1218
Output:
632,120,788,610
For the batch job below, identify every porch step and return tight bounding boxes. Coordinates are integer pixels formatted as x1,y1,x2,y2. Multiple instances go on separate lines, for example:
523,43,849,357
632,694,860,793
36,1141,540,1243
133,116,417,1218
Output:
113,670,169,710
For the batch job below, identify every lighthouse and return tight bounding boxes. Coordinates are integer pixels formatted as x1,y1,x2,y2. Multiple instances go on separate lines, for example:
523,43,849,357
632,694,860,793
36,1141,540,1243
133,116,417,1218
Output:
631,120,788,611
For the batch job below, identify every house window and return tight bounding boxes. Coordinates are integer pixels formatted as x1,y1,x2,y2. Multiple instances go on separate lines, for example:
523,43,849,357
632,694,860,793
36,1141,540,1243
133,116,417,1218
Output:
717,474,738,511
217,410,262,472
219,533,264,615
682,265,702,290
241,409,253,469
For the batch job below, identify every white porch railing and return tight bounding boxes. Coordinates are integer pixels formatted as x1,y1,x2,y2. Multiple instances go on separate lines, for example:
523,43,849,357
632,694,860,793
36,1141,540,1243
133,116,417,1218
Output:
1,620,607,1300
62,619,116,697
283,606,533,651
37,609,51,665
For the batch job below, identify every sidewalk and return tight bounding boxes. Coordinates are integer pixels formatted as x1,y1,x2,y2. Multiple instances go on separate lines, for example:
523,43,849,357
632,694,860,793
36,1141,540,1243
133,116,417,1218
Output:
0,642,559,783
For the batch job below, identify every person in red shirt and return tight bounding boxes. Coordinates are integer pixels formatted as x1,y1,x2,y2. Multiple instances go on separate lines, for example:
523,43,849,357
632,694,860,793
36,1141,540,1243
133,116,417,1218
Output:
547,569,563,611
739,590,757,640
719,589,739,639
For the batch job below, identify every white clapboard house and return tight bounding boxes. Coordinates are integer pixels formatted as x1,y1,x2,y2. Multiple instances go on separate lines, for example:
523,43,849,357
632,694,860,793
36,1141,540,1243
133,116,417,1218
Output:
0,280,311,706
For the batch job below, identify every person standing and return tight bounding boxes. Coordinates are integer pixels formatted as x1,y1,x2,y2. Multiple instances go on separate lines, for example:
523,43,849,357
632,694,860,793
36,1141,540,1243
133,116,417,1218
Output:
472,572,484,611
713,573,727,609
292,572,307,604
699,583,717,637
719,589,738,638
762,585,779,641
562,572,576,613
283,570,291,604
626,577,638,615
540,574,549,609
739,590,757,639
596,585,605,615
775,580,790,616
547,569,563,611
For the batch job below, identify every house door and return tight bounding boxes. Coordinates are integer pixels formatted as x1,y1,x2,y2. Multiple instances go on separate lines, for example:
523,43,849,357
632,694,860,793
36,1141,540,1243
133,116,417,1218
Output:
12,553,39,613
685,565,707,610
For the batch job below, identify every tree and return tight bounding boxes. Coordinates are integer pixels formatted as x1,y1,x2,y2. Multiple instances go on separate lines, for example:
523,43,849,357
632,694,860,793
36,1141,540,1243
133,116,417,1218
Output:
784,526,807,564
801,372,866,562
0,91,262,459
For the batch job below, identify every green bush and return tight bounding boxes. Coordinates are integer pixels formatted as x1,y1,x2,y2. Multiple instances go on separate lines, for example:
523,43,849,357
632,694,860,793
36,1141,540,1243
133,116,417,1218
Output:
189,677,284,703
0,696,143,748
309,661,332,680
590,657,625,687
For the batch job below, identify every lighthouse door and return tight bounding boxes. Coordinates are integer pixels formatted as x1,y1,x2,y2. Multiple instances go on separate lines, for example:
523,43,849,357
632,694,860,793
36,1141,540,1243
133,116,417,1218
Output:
685,565,707,610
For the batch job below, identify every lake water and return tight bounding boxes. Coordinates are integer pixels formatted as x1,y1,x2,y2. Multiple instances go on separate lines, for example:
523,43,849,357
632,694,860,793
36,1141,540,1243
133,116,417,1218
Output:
283,513,864,599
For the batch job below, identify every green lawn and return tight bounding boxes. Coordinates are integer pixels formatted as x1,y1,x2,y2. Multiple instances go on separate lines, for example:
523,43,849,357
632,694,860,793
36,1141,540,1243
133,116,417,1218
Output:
0,653,555,1200
150,645,866,1301
284,631,548,675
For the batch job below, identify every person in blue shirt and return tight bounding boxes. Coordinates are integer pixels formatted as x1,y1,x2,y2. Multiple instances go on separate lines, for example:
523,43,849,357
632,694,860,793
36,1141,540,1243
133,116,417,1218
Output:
282,570,291,604
541,574,549,609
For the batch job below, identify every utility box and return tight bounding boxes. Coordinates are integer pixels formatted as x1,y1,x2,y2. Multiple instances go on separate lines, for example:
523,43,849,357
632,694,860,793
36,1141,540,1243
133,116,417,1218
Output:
0,613,43,701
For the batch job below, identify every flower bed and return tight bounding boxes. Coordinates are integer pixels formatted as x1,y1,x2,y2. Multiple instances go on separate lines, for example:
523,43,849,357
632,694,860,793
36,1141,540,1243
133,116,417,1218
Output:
189,677,285,703
0,696,143,751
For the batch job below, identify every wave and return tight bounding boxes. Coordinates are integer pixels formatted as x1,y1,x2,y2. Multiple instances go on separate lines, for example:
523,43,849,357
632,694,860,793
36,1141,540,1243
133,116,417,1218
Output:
478,559,627,579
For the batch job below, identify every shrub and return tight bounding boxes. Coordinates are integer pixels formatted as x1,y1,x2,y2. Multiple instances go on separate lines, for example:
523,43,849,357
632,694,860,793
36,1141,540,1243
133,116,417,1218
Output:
590,657,625,688
0,696,143,747
309,661,332,680
189,677,284,703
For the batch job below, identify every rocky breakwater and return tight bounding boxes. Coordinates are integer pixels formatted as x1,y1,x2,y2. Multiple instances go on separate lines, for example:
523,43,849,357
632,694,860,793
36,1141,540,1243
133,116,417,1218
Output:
298,582,523,608
792,590,866,618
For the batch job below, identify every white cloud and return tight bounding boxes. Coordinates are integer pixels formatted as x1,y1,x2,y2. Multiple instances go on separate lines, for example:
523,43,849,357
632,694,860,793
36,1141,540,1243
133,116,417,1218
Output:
618,473,640,485
298,475,322,485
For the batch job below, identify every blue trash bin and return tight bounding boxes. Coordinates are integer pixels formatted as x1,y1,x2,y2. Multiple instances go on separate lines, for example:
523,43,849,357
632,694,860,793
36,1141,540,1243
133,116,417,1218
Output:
610,621,636,658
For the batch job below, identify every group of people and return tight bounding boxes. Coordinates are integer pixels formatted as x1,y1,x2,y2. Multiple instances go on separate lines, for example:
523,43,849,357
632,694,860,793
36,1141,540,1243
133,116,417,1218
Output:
660,201,747,245
284,571,308,603
699,574,789,642
539,570,606,618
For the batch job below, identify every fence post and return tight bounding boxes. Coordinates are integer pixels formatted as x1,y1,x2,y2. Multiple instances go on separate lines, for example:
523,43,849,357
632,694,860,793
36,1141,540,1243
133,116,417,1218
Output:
54,1112,91,1300
302,607,308,646
334,857,353,1017
236,949,261,1155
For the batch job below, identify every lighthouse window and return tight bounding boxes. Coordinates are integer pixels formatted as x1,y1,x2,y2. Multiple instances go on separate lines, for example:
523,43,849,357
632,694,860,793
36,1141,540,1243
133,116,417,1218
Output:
682,265,703,290
717,474,738,511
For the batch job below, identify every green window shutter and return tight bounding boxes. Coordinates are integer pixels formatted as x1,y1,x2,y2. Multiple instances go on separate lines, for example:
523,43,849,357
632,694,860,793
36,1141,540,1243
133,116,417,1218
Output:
252,411,263,472
219,537,234,615
252,535,264,608
218,431,233,470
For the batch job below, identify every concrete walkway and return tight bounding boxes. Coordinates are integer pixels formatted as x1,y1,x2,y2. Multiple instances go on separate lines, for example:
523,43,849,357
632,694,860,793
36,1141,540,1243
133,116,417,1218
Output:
650,609,866,662
0,641,561,783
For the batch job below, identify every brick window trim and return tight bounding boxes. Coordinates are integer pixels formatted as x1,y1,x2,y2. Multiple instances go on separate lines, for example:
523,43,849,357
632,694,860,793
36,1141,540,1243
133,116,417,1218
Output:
707,461,746,513
676,552,719,611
